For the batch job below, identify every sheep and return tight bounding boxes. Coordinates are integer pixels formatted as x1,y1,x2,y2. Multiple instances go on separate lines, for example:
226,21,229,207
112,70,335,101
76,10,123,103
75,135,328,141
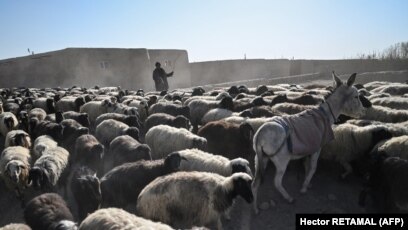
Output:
201,108,239,125
0,112,18,136
148,102,190,119
183,92,230,105
79,208,173,230
361,105,408,123
360,157,408,213
62,111,90,127
372,135,408,159
0,223,31,230
240,105,283,118
122,99,149,122
95,119,140,147
32,135,58,161
4,130,31,149
175,148,252,177
94,113,141,130
110,102,140,117
223,116,276,132
197,121,254,167
73,134,104,173
29,119,64,142
272,102,316,115
70,166,101,222
28,108,47,122
55,96,86,112
109,135,152,170
188,97,234,132
320,124,393,178
372,84,408,96
136,171,253,230
232,97,269,112
24,193,77,230
371,96,408,110
28,146,69,191
0,146,31,204
100,152,185,209
145,125,207,159
144,113,190,133
79,99,115,125
33,97,55,114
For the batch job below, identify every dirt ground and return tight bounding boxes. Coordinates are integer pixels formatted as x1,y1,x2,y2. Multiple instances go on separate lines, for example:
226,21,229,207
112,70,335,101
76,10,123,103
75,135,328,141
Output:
0,71,406,229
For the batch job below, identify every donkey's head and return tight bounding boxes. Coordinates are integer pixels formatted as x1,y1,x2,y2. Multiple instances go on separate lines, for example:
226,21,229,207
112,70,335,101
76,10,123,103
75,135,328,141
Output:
332,72,365,118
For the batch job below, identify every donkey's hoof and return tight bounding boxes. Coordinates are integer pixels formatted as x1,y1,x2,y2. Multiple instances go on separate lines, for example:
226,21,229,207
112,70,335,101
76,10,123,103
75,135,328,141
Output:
300,188,308,194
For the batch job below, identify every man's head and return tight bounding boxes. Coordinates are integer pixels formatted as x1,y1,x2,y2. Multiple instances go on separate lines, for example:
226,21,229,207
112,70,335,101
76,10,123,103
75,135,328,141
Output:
155,62,161,68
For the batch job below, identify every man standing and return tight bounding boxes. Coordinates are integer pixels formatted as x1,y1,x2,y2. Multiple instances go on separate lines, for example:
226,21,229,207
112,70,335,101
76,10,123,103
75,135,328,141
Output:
152,62,174,91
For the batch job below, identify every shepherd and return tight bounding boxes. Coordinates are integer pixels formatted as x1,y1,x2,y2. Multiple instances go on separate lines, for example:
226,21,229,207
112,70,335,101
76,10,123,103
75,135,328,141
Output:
251,72,366,214
153,62,174,91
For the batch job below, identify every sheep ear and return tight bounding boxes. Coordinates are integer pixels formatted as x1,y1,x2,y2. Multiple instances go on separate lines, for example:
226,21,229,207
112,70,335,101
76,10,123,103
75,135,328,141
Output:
332,71,342,88
346,73,357,86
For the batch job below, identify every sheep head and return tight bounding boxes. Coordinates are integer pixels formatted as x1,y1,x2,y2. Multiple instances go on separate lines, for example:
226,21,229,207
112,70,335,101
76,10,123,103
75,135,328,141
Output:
5,160,27,184
28,166,50,190
230,173,253,203
164,152,187,172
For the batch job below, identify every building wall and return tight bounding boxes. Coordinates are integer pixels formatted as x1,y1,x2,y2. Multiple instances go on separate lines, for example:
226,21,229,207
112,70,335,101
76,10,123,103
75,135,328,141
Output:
0,48,190,91
190,58,408,86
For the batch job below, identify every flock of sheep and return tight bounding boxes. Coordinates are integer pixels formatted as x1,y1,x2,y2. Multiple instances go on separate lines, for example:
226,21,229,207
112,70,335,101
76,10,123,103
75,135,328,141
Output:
0,78,407,230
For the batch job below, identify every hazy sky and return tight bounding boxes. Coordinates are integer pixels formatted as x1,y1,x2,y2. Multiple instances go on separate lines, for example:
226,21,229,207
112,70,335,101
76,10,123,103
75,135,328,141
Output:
1,0,407,61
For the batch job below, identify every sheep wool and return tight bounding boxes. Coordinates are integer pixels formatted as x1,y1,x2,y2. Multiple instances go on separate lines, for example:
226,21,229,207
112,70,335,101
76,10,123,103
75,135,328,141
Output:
79,208,173,230
137,171,253,230
145,125,207,159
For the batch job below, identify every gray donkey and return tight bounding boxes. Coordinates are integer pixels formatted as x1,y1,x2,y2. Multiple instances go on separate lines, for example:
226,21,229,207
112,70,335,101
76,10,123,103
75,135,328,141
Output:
252,72,365,214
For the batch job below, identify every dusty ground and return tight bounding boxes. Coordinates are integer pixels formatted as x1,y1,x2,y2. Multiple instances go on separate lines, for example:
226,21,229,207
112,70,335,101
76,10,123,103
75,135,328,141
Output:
0,70,406,229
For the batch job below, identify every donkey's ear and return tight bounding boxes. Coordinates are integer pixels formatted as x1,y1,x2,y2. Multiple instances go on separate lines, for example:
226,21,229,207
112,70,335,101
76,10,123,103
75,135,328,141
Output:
346,73,357,86
332,71,342,88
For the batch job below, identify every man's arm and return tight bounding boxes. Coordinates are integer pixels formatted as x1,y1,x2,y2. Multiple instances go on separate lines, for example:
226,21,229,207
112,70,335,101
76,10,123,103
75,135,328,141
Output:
166,71,174,77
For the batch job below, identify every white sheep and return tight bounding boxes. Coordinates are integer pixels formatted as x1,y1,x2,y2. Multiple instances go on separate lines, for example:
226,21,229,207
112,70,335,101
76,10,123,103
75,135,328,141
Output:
5,130,31,149
29,146,69,191
79,99,115,124
361,105,408,123
136,171,253,230
32,135,58,161
145,125,207,159
371,97,408,110
176,148,252,177
188,97,234,131
28,108,47,121
374,135,408,159
0,146,31,201
0,112,18,136
122,99,149,122
95,119,139,146
79,208,173,230
272,102,316,115
201,108,239,125
33,97,56,114
320,124,392,178
55,95,86,112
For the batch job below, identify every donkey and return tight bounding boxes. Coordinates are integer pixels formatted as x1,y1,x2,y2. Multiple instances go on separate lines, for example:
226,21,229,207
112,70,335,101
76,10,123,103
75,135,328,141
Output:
251,72,366,214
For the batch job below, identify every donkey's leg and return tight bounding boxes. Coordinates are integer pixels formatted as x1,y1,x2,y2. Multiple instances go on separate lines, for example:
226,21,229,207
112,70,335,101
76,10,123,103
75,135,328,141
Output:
271,153,293,203
252,154,269,214
301,150,321,193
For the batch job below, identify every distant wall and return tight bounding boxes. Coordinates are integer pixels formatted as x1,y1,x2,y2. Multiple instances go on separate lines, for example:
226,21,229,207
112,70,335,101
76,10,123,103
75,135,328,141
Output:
190,59,290,86
0,48,190,91
190,59,408,86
